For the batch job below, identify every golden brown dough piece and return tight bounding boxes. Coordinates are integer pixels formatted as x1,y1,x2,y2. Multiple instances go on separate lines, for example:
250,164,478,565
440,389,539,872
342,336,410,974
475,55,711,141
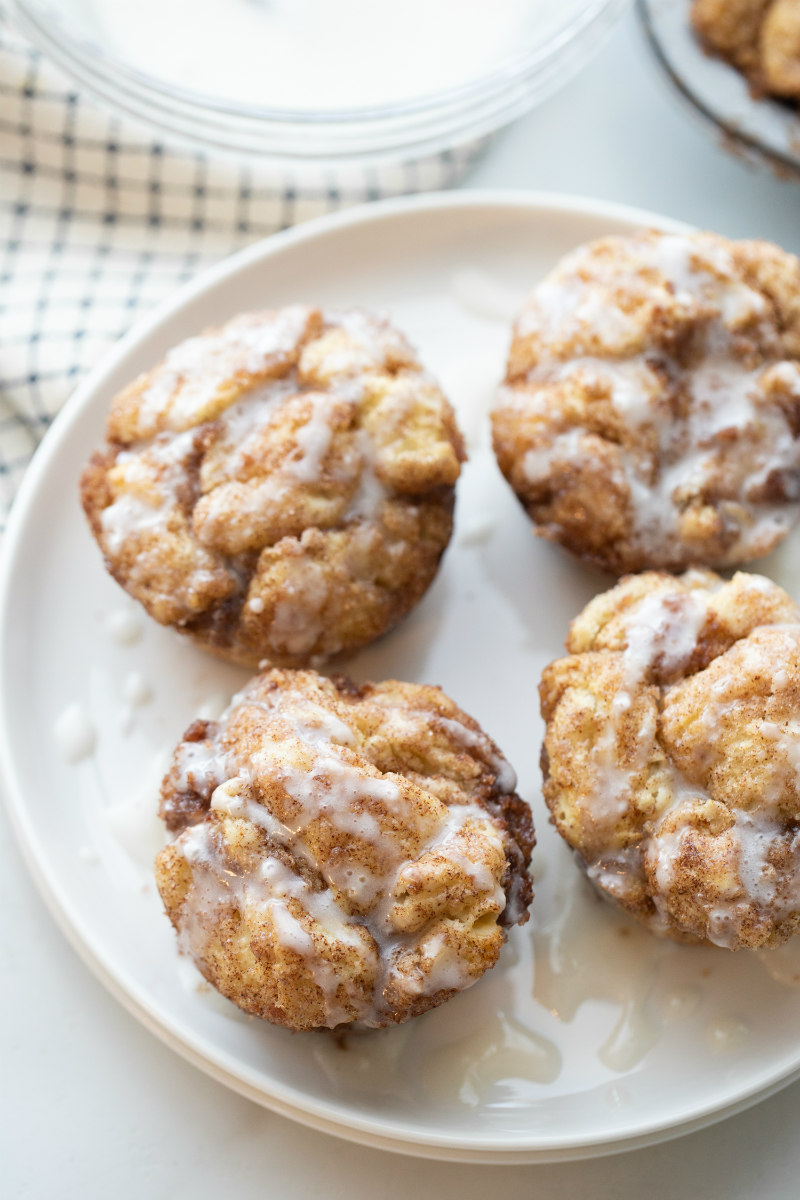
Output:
540,568,800,949
692,0,800,102
81,306,464,666
156,667,534,1030
492,230,800,575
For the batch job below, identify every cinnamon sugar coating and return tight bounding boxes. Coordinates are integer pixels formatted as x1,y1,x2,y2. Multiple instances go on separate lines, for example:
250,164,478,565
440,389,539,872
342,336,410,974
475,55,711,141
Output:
540,569,800,949
492,230,800,575
81,306,464,666
155,668,534,1030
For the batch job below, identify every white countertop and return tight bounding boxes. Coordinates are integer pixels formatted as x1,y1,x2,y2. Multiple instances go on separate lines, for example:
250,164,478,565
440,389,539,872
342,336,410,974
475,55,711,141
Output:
5,8,800,1197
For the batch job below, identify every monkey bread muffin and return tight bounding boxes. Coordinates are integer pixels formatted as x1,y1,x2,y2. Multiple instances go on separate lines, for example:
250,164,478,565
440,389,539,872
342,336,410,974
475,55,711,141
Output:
155,667,534,1030
692,0,800,105
492,230,800,574
81,306,464,666
540,569,800,950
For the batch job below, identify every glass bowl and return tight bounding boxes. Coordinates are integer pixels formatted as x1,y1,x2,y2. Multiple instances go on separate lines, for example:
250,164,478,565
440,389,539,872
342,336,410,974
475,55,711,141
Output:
9,0,629,165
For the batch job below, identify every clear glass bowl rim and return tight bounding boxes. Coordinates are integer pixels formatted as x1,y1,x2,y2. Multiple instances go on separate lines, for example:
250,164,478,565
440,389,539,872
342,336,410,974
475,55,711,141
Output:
11,0,626,125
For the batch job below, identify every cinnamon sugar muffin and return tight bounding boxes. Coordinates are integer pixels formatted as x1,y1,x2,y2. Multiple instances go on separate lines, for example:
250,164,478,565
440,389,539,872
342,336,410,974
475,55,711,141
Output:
692,0,800,105
492,230,800,575
155,668,534,1030
81,306,464,666
540,569,800,950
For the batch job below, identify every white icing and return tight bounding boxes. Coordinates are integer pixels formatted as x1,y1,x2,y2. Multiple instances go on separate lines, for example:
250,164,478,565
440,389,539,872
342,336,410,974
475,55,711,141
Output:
53,703,96,764
106,750,170,869
343,432,388,522
103,311,400,579
634,617,800,950
97,304,441,672
518,272,640,346
100,430,197,554
523,429,587,484
456,514,495,548
588,586,708,837
119,670,154,734
208,378,297,469
652,804,800,952
139,305,311,430
331,309,411,371
104,608,143,645
97,307,460,664
172,736,231,796
289,393,337,482
622,588,708,685
769,361,800,389
267,556,330,657
123,671,152,706
166,677,519,1028
507,232,800,562
451,269,527,325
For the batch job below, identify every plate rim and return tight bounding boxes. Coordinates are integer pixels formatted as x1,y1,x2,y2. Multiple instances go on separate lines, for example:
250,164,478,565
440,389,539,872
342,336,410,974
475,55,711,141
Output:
5,187,800,1163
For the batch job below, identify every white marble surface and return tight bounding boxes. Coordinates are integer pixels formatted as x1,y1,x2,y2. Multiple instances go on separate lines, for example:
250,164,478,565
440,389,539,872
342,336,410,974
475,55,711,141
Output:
5,7,800,1197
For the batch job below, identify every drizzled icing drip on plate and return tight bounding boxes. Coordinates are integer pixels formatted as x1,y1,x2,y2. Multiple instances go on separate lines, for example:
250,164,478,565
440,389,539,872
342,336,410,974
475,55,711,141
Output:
155,667,534,1030
540,568,800,950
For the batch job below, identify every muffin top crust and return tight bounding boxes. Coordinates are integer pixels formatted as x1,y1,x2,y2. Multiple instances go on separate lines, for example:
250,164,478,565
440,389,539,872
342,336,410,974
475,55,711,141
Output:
492,230,800,574
155,668,534,1030
540,568,800,949
82,306,464,665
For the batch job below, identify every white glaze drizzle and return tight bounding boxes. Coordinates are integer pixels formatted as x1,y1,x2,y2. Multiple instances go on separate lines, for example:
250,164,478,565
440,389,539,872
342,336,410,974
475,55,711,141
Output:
583,577,800,949
138,305,312,430
102,311,405,566
509,232,800,562
100,429,197,554
53,702,96,764
104,608,143,645
123,671,152,706
588,585,708,843
166,677,520,1027
451,268,527,325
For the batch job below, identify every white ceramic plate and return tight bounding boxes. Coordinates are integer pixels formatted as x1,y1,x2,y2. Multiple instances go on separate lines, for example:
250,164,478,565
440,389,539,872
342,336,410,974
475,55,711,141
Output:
5,192,800,1165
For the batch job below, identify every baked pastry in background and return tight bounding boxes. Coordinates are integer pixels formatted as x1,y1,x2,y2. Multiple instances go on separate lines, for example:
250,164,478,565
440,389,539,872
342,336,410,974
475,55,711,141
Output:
692,0,800,105
492,229,800,575
155,667,534,1030
81,306,464,666
540,568,800,950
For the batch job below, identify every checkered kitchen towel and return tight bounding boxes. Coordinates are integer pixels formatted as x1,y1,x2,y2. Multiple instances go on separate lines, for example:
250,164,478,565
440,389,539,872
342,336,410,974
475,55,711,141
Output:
0,12,482,528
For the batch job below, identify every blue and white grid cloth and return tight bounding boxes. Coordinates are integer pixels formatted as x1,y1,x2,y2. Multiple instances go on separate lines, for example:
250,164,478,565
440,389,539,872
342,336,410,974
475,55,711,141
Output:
0,12,481,527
